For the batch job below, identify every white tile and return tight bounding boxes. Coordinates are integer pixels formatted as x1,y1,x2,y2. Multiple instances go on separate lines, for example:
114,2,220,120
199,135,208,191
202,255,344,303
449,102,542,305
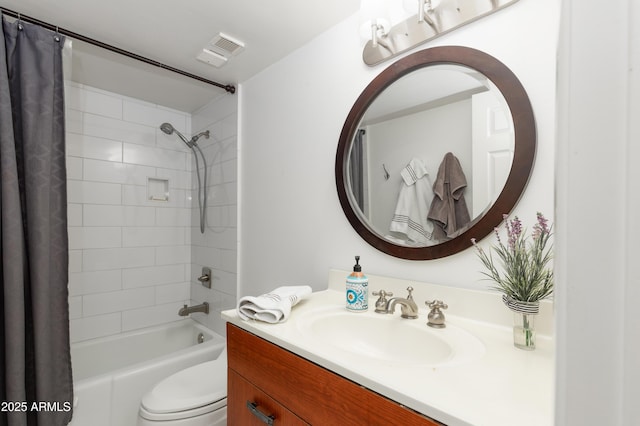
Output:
82,247,155,271
211,270,237,297
83,287,155,316
123,100,188,129
122,264,186,288
67,181,121,205
192,246,221,269
122,226,185,247
155,245,191,265
123,206,156,226
83,204,124,227
156,129,193,152
219,249,237,273
121,186,188,208
70,313,121,343
155,282,190,304
68,270,122,296
123,143,187,170
220,158,237,184
66,155,83,180
67,203,83,226
68,250,82,273
69,296,83,319
192,94,236,132
218,137,237,163
155,208,190,227
205,204,237,228
65,108,84,134
121,303,185,332
66,85,123,119
68,227,122,249
83,113,156,146
156,168,191,190
84,159,155,185
121,185,147,207
66,133,123,162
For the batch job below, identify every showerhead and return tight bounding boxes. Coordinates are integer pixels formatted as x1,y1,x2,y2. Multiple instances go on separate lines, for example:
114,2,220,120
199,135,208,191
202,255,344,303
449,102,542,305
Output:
159,122,192,147
191,130,210,144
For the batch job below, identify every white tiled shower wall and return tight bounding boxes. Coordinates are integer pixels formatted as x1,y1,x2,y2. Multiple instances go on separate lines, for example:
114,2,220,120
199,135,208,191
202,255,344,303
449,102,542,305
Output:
65,81,238,343
189,94,238,337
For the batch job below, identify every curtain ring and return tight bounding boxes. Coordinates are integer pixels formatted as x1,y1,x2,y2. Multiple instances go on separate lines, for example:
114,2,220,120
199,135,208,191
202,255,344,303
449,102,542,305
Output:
54,26,61,42
17,13,23,31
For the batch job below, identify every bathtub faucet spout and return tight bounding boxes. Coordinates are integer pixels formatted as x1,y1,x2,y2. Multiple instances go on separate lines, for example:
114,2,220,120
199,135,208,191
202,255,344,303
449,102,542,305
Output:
178,302,209,316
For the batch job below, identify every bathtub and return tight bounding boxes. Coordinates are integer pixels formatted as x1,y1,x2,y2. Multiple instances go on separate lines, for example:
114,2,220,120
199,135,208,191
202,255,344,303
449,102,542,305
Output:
69,320,226,426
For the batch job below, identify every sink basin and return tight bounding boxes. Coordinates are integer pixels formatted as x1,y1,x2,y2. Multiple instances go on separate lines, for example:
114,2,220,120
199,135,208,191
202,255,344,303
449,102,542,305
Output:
296,306,484,366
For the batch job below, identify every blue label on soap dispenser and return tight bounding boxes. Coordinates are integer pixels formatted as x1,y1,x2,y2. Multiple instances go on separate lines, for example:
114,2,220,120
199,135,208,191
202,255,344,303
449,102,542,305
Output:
346,277,368,312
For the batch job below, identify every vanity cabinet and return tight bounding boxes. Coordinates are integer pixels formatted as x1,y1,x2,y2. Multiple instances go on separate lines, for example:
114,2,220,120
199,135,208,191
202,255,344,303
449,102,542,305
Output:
227,323,442,425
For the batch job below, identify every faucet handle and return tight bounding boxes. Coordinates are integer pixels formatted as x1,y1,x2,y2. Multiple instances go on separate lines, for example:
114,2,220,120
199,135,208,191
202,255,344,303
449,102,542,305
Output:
425,300,448,328
425,299,448,310
372,290,393,313
406,286,415,300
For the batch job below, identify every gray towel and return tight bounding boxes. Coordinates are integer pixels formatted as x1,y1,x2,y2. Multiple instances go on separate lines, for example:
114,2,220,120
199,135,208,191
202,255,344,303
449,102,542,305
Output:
427,152,471,238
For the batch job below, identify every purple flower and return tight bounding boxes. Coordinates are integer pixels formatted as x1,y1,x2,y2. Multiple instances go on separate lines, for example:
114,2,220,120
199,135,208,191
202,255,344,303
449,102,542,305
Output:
507,216,522,251
533,212,550,240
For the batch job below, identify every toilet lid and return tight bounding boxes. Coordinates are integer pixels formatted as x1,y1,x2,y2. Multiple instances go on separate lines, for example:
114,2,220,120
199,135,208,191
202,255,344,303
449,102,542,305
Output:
141,351,227,414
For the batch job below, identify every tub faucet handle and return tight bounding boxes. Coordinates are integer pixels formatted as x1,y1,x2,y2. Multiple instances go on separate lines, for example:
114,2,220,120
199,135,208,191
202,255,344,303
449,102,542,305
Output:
198,267,212,288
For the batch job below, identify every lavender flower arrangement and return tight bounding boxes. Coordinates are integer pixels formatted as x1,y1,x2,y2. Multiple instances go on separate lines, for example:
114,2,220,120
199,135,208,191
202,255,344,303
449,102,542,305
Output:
471,213,554,303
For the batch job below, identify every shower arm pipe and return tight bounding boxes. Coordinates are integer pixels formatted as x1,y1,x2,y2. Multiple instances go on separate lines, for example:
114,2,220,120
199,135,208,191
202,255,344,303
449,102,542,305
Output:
0,6,236,94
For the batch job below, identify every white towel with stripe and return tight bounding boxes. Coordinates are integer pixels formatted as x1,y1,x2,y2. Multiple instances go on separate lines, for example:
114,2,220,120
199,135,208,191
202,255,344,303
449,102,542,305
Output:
237,285,313,323
389,158,436,245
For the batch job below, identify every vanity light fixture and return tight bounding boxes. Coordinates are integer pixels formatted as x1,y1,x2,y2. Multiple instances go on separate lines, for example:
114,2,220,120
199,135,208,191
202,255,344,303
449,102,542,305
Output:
362,0,521,66
359,0,392,48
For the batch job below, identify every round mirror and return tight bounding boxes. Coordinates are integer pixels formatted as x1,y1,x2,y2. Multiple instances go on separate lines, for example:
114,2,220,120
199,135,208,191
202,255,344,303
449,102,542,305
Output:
335,46,535,260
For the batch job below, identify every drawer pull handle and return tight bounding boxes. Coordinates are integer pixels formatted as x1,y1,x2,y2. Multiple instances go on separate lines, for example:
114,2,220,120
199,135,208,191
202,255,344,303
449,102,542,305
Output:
246,401,276,425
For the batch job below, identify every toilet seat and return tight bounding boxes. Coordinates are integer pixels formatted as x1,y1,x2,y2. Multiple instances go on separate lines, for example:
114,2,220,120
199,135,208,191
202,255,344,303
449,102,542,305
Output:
139,350,227,421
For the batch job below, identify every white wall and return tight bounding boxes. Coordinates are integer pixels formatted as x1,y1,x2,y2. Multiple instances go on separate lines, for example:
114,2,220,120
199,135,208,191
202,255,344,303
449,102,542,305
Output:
238,0,558,296
555,0,640,424
65,82,194,343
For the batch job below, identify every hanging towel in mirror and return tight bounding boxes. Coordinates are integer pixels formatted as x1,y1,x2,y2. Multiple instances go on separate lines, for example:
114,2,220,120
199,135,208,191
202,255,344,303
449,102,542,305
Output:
237,285,312,323
428,152,471,238
389,158,436,245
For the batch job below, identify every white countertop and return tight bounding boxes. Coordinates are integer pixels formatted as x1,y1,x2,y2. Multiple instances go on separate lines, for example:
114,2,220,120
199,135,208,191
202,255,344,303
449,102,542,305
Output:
223,271,554,426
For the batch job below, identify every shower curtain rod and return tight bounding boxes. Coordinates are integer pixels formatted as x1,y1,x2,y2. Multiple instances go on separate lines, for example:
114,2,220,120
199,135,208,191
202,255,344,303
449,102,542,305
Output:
0,7,236,94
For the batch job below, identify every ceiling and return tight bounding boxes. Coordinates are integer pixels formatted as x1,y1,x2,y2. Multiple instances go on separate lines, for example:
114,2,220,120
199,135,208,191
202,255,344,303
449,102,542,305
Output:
1,0,360,112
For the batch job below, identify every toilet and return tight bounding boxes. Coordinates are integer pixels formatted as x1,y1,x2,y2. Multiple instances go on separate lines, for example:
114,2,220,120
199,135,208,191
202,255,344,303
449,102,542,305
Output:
137,348,227,426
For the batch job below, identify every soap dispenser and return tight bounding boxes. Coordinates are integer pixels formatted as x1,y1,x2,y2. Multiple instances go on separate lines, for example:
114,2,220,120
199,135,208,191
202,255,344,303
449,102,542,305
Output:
346,256,368,312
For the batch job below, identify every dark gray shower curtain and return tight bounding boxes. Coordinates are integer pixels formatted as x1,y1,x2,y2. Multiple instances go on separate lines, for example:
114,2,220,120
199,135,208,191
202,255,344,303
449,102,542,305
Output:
0,15,73,426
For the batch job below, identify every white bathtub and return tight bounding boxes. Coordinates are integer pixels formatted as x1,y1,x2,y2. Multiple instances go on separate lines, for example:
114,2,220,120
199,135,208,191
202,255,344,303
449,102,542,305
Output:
69,320,226,426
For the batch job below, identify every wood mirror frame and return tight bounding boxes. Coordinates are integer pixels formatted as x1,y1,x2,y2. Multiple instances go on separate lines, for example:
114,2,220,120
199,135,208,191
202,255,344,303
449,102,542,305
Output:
335,46,536,260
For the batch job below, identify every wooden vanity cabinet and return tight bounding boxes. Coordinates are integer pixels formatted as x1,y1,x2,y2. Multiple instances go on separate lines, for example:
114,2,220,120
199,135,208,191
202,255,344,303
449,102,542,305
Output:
227,323,442,426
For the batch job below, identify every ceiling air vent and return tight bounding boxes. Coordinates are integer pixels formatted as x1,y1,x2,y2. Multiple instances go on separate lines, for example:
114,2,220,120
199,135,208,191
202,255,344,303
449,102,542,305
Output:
208,33,245,57
196,48,228,68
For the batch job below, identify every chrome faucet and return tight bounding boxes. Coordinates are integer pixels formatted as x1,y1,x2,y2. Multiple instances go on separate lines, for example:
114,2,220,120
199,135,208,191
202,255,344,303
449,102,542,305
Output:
178,302,209,316
384,286,419,319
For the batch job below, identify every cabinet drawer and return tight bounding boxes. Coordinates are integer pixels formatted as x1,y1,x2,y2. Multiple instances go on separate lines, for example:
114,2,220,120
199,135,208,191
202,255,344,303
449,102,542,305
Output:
228,369,309,425
227,323,441,426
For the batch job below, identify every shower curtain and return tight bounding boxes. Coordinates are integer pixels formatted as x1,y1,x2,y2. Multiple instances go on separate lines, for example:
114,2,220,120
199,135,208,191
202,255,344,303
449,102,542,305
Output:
0,14,73,426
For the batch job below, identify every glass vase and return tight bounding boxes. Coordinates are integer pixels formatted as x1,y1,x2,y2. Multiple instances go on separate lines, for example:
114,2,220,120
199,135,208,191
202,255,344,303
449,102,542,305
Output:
513,311,537,350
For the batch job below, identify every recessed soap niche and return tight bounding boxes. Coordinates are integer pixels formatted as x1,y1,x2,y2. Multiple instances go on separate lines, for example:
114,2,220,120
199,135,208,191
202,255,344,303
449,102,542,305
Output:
147,177,169,202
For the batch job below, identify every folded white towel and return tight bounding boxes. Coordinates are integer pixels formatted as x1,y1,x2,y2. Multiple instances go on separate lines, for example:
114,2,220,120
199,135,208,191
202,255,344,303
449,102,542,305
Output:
236,285,312,323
